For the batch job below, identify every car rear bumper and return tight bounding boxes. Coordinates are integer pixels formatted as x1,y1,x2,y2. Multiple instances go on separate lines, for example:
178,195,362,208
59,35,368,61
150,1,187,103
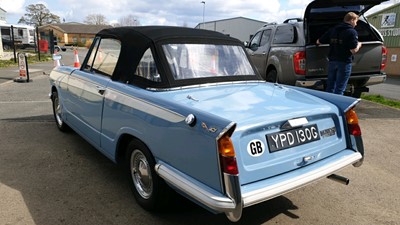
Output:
155,149,362,222
295,74,387,88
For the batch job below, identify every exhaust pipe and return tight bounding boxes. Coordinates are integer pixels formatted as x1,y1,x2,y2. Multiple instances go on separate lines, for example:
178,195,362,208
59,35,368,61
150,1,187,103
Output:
327,174,349,185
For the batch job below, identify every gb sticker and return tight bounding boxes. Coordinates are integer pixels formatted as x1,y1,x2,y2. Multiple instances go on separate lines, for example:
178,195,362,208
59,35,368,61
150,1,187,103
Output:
247,139,265,157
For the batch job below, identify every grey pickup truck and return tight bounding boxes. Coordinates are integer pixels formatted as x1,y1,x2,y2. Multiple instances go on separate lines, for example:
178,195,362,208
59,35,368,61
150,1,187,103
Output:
246,0,388,97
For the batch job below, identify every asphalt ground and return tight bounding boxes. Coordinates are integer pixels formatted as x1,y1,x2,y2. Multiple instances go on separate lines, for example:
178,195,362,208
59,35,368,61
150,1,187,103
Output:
0,65,399,225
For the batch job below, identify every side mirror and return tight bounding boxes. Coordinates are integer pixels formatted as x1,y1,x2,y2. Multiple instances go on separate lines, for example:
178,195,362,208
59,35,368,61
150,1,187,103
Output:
244,41,249,48
250,43,259,51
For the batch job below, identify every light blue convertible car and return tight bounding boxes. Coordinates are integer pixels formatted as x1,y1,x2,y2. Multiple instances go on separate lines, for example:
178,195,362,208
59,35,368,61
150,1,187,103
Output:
49,26,364,222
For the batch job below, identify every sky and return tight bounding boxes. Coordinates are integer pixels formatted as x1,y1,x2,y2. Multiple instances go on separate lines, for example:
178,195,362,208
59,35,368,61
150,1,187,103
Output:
0,0,399,27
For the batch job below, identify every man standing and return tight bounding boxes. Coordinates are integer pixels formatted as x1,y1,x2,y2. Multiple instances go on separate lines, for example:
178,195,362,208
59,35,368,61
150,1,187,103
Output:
316,12,362,95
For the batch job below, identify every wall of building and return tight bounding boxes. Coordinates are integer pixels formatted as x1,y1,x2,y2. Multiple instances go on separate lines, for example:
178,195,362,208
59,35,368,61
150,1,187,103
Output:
367,4,400,76
40,28,95,47
65,33,95,46
384,47,400,76
197,17,266,42
0,9,6,23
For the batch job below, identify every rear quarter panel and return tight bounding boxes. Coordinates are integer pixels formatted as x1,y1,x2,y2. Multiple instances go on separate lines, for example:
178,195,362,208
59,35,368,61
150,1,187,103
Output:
100,81,232,193
267,45,304,84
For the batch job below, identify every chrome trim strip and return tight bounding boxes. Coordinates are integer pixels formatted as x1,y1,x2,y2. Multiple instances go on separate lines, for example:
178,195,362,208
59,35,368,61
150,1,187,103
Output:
344,98,361,113
223,173,243,222
242,152,362,207
216,122,236,140
105,88,185,123
146,80,264,92
215,122,237,205
155,163,236,212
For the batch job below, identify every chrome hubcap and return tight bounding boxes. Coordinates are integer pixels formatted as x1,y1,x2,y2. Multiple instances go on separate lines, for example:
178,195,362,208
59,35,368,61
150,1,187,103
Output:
54,95,63,126
131,150,153,199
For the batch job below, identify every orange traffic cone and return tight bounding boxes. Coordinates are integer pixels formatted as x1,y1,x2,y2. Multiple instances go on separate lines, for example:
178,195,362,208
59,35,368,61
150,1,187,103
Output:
73,49,80,68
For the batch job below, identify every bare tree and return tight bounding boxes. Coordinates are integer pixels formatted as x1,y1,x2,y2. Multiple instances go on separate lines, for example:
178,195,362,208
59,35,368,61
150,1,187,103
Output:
117,15,141,26
84,14,108,25
18,4,60,26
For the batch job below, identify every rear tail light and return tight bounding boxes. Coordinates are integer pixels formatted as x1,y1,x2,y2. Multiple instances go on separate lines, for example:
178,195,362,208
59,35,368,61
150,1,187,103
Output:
381,46,387,71
294,51,306,75
218,134,239,175
346,108,361,136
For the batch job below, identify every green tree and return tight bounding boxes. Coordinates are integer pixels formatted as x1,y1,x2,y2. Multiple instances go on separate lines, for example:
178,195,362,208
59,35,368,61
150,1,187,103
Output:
18,4,60,26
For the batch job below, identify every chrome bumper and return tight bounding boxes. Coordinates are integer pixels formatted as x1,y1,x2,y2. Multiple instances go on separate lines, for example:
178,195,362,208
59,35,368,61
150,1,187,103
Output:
155,150,362,222
363,74,386,86
295,74,386,88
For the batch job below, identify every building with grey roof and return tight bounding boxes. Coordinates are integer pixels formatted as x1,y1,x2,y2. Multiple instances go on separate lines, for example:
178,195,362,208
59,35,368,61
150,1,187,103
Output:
195,17,267,42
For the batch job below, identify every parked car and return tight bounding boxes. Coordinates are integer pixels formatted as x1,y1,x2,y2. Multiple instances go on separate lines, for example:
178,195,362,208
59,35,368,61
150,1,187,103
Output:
246,0,388,97
49,26,364,222
54,45,66,52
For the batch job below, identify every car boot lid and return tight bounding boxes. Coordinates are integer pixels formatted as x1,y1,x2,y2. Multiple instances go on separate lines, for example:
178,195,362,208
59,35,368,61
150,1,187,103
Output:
305,0,389,20
156,82,338,128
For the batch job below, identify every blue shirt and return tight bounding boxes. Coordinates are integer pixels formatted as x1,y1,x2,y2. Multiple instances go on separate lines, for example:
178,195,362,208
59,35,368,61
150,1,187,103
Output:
319,22,359,63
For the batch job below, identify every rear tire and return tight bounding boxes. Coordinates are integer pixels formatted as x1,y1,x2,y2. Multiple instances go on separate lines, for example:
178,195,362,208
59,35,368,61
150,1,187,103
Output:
266,69,278,83
51,91,69,132
351,90,362,98
125,139,171,211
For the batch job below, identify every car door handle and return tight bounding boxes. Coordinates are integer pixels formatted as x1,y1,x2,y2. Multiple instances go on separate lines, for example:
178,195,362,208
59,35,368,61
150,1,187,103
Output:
96,86,106,95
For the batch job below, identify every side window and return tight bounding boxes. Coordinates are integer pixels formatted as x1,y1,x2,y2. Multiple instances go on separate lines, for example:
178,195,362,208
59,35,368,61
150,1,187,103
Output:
273,25,296,44
249,31,262,50
85,38,100,70
88,38,121,76
260,30,272,46
135,48,161,82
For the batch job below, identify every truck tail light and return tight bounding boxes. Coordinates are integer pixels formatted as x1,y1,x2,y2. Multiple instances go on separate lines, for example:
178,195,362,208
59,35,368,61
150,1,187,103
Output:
218,134,239,175
293,51,306,75
381,46,387,71
346,108,361,136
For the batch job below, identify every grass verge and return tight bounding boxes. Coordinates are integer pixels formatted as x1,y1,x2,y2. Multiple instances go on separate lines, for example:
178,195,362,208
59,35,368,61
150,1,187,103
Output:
0,54,52,68
361,94,400,109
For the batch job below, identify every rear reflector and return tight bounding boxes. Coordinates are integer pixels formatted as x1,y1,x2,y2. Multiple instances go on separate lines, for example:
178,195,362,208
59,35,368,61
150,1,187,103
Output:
220,156,239,175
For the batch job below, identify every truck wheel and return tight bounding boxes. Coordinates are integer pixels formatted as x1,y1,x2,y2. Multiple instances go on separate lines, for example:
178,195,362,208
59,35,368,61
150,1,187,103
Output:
266,69,278,83
51,91,69,132
125,139,171,211
352,90,362,98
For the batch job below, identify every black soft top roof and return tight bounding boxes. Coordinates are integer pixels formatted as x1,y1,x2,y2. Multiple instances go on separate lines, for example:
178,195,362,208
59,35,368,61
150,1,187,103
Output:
91,26,246,87
97,26,241,44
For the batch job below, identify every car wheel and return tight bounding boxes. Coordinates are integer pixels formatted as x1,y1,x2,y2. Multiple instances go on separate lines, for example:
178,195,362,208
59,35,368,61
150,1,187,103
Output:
51,91,69,131
266,69,278,83
351,90,362,98
125,139,171,211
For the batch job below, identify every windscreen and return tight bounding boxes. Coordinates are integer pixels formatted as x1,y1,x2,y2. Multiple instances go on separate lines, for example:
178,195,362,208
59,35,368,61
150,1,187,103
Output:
162,44,255,80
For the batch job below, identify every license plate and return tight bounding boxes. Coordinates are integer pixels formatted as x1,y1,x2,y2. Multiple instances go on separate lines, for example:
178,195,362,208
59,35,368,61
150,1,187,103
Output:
266,124,320,152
